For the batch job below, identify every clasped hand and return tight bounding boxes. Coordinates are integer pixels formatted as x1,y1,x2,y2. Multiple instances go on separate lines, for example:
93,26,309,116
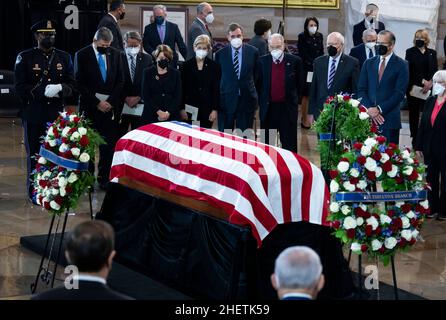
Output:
44,84,62,98
367,107,385,126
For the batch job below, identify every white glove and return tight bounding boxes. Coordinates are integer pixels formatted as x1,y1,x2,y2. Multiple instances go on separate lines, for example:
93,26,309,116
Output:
44,84,62,98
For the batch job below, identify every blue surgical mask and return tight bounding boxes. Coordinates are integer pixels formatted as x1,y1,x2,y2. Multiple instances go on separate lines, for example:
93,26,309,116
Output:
432,83,445,96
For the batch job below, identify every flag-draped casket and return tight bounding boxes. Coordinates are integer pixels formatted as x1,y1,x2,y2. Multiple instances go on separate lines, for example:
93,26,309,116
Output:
110,121,330,246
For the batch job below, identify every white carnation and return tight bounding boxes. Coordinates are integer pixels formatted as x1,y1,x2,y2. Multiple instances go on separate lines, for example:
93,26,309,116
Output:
372,239,383,251
350,99,360,107
364,157,377,172
71,147,80,157
38,157,47,165
361,145,372,156
330,180,339,193
401,229,412,241
351,242,362,252
343,216,357,229
42,170,51,178
70,132,80,141
401,149,411,159
341,205,351,215
343,181,356,192
62,127,71,137
406,211,415,219
403,166,414,176
364,137,378,148
337,161,350,173
356,217,364,226
47,126,54,137
59,143,69,153
58,177,67,188
384,237,398,249
49,139,57,147
387,165,398,178
366,216,379,230
60,187,66,197
395,202,404,208
350,168,360,178
78,127,87,136
359,112,370,120
356,180,367,190
330,202,340,213
401,216,411,229
375,166,382,178
406,157,414,164
60,111,67,118
79,153,90,163
67,172,78,184
69,114,76,122
380,153,390,163
420,200,429,209
380,214,392,225
50,201,61,211
412,229,420,239
359,204,367,211
337,94,344,102
51,188,59,196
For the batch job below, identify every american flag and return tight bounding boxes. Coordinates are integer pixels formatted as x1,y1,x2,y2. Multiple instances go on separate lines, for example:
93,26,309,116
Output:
110,121,330,246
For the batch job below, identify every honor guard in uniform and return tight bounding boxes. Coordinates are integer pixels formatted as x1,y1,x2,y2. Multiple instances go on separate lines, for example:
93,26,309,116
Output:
14,19,77,202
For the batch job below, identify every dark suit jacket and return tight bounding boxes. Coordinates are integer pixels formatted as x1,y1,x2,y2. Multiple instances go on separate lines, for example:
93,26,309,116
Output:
187,18,212,60
349,43,375,69
352,19,385,46
416,96,446,161
309,53,360,118
248,35,269,57
121,51,153,99
181,57,220,119
257,53,304,124
297,32,324,73
97,14,124,51
405,47,437,95
357,53,409,130
141,66,182,123
74,45,125,122
143,21,187,63
31,280,133,300
215,43,259,114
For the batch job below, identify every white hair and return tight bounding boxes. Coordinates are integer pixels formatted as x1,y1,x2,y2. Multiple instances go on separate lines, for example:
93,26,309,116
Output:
153,4,167,12
433,70,446,83
274,246,322,290
327,32,345,45
362,29,377,38
268,33,284,44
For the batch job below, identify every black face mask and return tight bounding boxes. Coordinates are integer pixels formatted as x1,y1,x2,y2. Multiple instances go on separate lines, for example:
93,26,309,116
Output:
376,44,388,56
415,39,425,48
157,59,169,69
327,45,338,57
40,35,55,49
97,46,108,55
119,12,125,20
155,16,165,25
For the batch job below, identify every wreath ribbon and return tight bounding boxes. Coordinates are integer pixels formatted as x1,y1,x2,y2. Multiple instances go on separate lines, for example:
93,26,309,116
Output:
335,190,428,203
39,146,89,171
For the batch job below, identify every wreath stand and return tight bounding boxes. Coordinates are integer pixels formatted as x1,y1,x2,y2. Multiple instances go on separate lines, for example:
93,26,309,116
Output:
30,188,94,294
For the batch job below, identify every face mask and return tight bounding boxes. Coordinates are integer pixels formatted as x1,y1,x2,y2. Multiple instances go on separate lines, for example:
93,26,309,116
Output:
327,45,338,57
230,37,242,49
376,44,388,56
96,46,108,55
119,12,126,20
126,46,140,56
308,26,317,35
415,40,425,48
195,49,208,59
205,13,214,24
432,83,445,96
270,49,283,60
155,16,164,25
365,42,376,49
157,59,169,69
41,35,55,49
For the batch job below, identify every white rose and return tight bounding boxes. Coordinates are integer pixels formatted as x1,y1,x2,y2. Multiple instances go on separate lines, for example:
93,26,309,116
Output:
375,166,382,178
359,112,370,120
380,214,392,225
401,229,412,241
62,127,71,137
59,143,69,153
364,157,377,172
351,242,362,252
50,201,61,211
387,165,398,178
60,187,66,197
356,217,364,226
330,202,340,213
384,237,398,249
350,168,360,178
42,170,51,178
401,216,411,229
337,94,344,102
330,180,339,193
356,180,367,190
406,211,415,219
350,99,360,107
343,181,356,192
49,139,57,147
371,239,383,251
71,147,80,157
343,216,357,229
38,157,47,165
403,166,414,176
361,145,372,156
420,200,429,209
79,153,90,163
401,149,411,159
67,172,78,184
412,229,420,239
341,205,351,215
58,177,67,188
337,161,350,173
51,188,59,196
78,127,87,136
364,137,378,148
70,132,80,141
366,216,379,230
380,153,390,163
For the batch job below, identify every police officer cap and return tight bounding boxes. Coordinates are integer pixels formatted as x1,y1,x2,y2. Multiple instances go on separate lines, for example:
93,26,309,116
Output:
31,19,56,34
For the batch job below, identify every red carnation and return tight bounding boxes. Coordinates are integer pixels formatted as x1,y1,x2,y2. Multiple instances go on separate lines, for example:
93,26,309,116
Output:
359,106,367,113
73,117,81,123
36,164,42,171
59,120,67,128
332,221,341,229
379,247,386,254
79,135,89,147
411,219,419,227
372,150,382,161
399,238,407,248
409,238,416,245
395,175,404,184
353,142,363,150
39,180,47,188
53,128,60,138
408,170,418,181
388,143,397,150
44,201,51,210
385,149,395,157
347,229,356,239
365,225,373,236
343,95,351,101
62,137,68,144
366,171,376,180
350,177,359,185
387,210,396,217
68,127,77,135
361,244,368,252
401,204,412,213
65,185,73,194
355,207,366,217
382,161,392,172
329,170,338,179
357,156,367,165
375,227,382,235
371,124,378,133
376,136,386,144
54,196,64,205
44,142,51,149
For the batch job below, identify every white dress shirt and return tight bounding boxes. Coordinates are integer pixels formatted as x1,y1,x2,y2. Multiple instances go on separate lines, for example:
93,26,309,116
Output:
75,274,107,285
282,292,313,300
378,51,393,72
108,12,118,23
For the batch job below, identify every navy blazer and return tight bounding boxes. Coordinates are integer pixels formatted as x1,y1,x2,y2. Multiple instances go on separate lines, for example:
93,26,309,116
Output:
352,19,385,46
143,21,187,63
309,53,360,119
215,43,259,114
257,53,304,124
349,43,375,69
357,53,409,130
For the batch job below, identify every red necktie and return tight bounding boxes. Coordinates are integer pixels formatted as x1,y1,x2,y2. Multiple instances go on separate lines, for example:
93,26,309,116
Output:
378,57,386,82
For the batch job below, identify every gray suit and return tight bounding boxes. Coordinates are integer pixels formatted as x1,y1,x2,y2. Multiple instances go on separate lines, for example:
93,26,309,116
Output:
187,18,213,60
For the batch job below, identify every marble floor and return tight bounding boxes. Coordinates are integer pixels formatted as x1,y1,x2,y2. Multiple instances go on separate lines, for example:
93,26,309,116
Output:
0,114,445,300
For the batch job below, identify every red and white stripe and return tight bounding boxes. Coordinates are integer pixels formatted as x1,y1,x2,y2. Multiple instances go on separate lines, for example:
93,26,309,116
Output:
110,121,330,246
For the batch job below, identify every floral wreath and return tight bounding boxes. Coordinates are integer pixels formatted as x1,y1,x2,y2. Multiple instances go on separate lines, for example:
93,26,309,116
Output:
32,111,104,215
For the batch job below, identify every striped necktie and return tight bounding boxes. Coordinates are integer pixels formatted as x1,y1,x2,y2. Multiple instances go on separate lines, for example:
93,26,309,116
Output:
327,58,336,89
129,54,136,82
233,49,240,79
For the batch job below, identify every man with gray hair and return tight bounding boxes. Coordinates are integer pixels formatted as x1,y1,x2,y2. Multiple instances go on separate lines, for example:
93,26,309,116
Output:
143,4,187,67
74,27,125,189
187,2,214,59
271,246,325,300
349,29,377,68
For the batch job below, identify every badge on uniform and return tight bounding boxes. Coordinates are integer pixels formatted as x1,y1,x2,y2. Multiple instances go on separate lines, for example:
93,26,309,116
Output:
33,64,41,71
56,63,63,70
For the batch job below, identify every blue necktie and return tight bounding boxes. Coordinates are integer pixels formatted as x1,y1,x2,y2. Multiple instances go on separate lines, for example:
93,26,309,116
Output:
368,48,374,59
98,53,107,82
327,58,336,89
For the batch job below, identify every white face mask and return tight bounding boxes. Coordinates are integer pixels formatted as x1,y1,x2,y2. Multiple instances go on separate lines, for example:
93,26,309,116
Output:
308,26,317,35
365,42,376,49
205,13,214,24
432,83,445,96
230,37,243,49
270,49,283,60
195,49,208,59
125,46,140,56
